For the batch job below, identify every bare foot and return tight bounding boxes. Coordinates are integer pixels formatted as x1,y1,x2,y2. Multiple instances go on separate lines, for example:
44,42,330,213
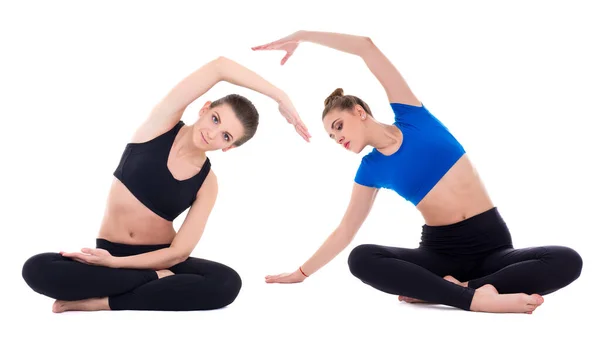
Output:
398,275,467,304
52,297,110,313
470,284,544,314
156,269,174,279
443,275,468,287
398,296,426,303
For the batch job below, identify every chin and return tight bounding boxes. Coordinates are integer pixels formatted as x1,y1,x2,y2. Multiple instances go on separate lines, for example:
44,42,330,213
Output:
353,144,366,154
192,134,203,149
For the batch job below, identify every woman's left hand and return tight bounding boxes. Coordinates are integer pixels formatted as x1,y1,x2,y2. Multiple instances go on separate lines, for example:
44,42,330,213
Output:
277,93,311,142
61,248,117,268
252,32,302,66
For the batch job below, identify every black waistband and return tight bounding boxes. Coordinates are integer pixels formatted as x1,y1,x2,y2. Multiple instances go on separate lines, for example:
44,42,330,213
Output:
419,207,513,256
96,238,170,257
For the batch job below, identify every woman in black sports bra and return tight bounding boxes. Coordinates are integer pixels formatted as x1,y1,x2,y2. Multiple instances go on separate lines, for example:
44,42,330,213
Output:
21,56,311,313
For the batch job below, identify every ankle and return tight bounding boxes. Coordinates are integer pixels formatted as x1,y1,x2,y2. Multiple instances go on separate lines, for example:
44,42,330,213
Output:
156,269,174,279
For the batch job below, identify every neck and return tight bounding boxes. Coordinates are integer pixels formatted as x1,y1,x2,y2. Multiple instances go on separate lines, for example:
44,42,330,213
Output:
172,125,206,163
364,118,401,151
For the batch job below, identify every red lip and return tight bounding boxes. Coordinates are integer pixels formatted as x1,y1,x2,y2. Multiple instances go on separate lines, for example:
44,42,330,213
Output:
344,141,350,149
201,132,208,144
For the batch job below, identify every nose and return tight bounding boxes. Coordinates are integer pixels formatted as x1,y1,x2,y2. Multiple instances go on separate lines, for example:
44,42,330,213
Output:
337,136,344,144
207,129,217,140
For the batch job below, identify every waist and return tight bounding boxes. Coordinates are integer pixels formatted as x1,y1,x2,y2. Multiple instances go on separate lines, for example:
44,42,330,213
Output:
419,207,513,256
96,238,170,257
98,216,176,245
417,154,493,225
99,180,177,244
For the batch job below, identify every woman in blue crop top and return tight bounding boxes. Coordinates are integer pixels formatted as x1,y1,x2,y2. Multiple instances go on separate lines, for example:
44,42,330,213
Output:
254,30,583,314
21,56,311,313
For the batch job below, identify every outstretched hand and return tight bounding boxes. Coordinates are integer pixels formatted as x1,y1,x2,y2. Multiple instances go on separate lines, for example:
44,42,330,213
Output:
61,248,116,268
252,33,301,66
265,269,307,284
277,94,311,142
252,32,311,142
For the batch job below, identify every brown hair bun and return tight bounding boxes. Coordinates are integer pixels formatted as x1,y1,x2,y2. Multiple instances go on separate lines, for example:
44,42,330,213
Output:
324,88,344,107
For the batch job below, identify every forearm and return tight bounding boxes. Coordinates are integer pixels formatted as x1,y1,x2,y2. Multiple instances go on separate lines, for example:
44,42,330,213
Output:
113,247,185,270
296,30,373,57
300,228,354,276
150,56,284,120
215,56,286,102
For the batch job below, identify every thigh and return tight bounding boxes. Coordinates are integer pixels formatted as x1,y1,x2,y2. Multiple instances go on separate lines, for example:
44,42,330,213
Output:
473,246,551,278
351,244,467,278
169,257,232,274
22,252,156,300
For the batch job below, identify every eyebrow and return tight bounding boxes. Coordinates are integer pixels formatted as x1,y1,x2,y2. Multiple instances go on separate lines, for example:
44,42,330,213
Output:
215,111,234,141
331,118,340,130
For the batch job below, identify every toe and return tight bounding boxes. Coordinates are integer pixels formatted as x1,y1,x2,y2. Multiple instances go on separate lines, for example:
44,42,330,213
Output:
531,294,544,305
52,300,64,313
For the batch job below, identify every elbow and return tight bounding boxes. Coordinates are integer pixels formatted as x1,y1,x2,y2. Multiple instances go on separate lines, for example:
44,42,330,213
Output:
169,248,191,267
213,55,232,69
359,36,376,56
214,55,228,64
211,56,229,78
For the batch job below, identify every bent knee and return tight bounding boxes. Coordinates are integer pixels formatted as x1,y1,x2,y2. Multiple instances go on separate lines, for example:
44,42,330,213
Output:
348,244,382,278
553,246,583,282
22,252,61,289
213,266,242,308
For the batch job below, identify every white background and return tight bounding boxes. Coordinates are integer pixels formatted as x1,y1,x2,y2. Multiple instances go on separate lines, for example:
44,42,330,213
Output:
1,0,598,352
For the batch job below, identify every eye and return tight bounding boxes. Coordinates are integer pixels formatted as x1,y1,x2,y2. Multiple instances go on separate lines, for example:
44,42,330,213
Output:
212,115,219,124
336,123,343,131
223,133,230,142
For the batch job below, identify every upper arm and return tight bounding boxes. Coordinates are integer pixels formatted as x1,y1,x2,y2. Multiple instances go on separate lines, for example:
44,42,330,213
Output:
338,182,379,238
133,57,225,142
361,38,421,106
170,170,219,258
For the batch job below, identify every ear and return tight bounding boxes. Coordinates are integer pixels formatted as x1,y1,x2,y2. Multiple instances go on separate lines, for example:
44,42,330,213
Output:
199,100,212,116
354,104,366,120
222,145,237,152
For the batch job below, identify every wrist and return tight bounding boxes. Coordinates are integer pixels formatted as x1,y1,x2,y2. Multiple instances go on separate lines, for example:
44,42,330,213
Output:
293,30,308,41
109,256,121,268
298,266,309,278
272,88,287,104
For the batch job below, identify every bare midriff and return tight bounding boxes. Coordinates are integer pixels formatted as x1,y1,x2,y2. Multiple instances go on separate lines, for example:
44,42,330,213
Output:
97,179,177,245
416,154,495,226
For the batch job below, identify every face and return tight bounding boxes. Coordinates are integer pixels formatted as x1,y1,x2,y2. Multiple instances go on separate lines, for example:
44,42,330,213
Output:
322,105,368,153
193,101,246,152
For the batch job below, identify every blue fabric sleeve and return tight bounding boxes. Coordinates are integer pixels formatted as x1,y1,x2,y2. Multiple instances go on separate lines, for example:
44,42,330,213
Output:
390,102,425,123
354,157,378,188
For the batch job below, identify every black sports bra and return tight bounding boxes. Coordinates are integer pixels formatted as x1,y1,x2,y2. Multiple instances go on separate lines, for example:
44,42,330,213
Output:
113,121,211,221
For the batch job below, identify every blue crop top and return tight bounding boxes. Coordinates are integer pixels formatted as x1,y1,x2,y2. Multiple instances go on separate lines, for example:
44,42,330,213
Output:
354,102,465,205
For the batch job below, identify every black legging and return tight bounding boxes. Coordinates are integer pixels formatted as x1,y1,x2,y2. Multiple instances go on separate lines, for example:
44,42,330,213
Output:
347,207,583,311
21,239,242,311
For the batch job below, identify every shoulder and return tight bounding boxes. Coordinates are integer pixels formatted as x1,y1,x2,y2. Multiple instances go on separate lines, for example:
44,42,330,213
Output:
390,101,426,118
354,151,380,188
358,148,379,166
196,168,218,199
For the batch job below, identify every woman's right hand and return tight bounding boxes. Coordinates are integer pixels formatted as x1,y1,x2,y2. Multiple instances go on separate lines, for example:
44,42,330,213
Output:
265,268,307,284
276,93,311,142
251,31,303,65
